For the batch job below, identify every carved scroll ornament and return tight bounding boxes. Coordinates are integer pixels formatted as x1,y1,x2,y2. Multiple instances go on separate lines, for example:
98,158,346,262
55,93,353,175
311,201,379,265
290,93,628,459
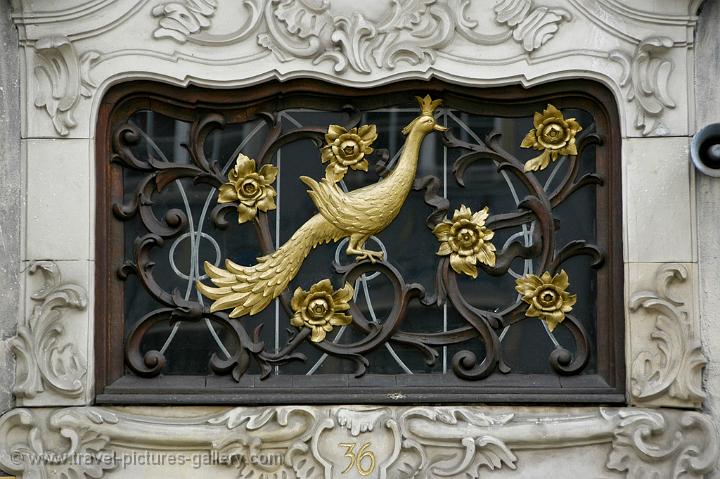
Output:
610,36,677,136
10,261,88,401
24,2,686,138
32,35,99,136
629,263,706,407
0,406,716,479
152,0,572,73
23,1,574,136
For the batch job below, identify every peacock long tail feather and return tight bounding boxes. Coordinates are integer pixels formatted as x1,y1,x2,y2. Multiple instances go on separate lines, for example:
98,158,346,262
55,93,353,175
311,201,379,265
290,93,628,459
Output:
196,214,343,318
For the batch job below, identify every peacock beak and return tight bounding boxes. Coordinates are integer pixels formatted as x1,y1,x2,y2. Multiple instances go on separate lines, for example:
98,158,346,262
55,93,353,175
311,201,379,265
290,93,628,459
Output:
434,124,448,132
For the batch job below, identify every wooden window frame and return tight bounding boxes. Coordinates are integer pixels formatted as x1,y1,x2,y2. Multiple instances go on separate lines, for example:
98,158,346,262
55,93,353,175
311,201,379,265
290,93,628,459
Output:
94,78,625,404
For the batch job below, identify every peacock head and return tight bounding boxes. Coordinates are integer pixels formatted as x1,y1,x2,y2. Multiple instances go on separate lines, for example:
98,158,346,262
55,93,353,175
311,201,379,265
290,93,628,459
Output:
402,94,448,136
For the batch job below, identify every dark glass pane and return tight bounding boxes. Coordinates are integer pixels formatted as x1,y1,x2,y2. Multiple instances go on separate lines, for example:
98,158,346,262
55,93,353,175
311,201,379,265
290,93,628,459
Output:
109,84,619,401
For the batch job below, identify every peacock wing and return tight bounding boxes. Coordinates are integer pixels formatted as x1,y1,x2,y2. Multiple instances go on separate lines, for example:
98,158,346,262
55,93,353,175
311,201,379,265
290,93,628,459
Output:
299,176,377,234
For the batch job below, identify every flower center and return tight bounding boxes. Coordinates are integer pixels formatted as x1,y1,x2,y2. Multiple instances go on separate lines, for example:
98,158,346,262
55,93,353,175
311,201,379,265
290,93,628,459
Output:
340,141,359,158
543,123,564,143
457,227,477,248
538,288,558,307
241,180,258,195
308,298,330,320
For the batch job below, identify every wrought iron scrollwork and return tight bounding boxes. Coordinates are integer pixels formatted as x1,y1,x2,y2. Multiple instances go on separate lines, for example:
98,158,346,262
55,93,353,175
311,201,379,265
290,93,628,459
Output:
112,97,604,383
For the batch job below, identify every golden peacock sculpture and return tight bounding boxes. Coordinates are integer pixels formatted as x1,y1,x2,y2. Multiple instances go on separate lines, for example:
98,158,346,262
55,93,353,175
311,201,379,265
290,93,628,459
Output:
197,95,446,318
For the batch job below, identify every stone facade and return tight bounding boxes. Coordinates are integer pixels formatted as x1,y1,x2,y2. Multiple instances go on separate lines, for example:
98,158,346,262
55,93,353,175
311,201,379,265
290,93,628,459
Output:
1,0,719,477
0,0,21,416
695,3,720,478
1,405,717,478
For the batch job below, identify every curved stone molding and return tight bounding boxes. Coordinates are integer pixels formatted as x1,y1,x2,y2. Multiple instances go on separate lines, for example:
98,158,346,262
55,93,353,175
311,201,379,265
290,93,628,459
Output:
0,408,117,479
151,0,570,71
397,407,517,477
629,263,706,408
196,0,568,74
604,408,718,478
32,35,99,136
610,36,676,135
0,406,716,478
11,0,698,138
10,261,88,401
4,1,712,476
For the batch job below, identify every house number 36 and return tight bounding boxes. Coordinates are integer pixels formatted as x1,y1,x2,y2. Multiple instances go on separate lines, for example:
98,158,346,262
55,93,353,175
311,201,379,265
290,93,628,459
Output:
339,442,377,476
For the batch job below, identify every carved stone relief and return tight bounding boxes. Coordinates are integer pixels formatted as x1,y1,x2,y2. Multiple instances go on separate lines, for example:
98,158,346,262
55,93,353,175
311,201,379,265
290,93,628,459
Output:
610,37,677,136
629,263,706,408
0,405,716,479
152,0,571,74
152,0,218,42
31,35,99,136
10,261,88,401
4,0,713,475
0,408,116,479
493,0,572,52
15,0,694,138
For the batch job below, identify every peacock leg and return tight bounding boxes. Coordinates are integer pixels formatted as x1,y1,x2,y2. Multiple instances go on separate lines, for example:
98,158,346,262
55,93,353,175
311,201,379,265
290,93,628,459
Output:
346,233,384,263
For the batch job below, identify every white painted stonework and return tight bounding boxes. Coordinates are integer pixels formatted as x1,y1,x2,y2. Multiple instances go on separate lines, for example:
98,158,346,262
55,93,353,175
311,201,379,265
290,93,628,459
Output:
3,0,719,477
1,405,718,478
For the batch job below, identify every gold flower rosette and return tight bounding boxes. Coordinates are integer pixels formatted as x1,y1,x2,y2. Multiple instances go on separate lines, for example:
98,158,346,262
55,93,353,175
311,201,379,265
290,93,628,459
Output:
521,104,582,172
217,154,278,223
290,279,354,342
515,270,577,331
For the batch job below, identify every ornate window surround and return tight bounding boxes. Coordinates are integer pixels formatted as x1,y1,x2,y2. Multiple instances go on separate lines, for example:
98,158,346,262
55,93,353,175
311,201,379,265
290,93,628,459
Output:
3,1,717,478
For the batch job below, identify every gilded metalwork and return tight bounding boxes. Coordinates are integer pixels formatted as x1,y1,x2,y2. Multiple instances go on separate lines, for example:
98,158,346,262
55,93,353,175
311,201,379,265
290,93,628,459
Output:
433,205,496,278
218,154,278,224
110,85,610,387
515,270,577,331
197,95,447,318
321,124,377,183
290,279,354,343
521,103,582,172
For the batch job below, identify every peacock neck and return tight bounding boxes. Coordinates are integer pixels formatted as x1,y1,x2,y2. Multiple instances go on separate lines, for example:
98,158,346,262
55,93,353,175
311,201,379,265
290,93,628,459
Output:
388,128,429,188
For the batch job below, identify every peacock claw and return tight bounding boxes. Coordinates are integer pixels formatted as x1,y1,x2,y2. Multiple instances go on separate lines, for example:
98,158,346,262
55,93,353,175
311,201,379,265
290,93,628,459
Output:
349,249,385,263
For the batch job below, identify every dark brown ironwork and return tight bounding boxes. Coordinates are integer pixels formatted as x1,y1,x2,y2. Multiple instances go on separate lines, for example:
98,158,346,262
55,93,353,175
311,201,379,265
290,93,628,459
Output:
94,79,625,404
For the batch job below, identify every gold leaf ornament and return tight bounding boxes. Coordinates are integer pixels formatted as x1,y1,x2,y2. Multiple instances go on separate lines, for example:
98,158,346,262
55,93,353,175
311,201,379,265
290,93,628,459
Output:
198,94,445,319
217,154,278,223
515,270,577,332
433,205,496,279
520,104,582,172
321,124,378,183
290,279,354,343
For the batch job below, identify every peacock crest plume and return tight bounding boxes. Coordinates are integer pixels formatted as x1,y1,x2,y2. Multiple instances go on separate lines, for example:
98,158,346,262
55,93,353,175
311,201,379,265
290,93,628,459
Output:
197,95,446,318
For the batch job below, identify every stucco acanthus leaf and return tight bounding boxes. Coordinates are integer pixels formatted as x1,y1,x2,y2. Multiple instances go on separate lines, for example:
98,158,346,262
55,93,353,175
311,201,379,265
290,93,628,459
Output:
609,36,676,136
152,0,218,42
151,0,571,74
604,409,718,478
493,0,572,52
336,406,391,436
208,406,321,478
629,264,706,406
10,261,88,400
0,408,117,479
32,36,100,136
399,407,518,477
0,406,717,478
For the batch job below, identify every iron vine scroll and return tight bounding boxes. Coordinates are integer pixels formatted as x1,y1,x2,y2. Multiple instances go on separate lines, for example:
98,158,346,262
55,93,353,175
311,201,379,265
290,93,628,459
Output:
111,93,605,383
